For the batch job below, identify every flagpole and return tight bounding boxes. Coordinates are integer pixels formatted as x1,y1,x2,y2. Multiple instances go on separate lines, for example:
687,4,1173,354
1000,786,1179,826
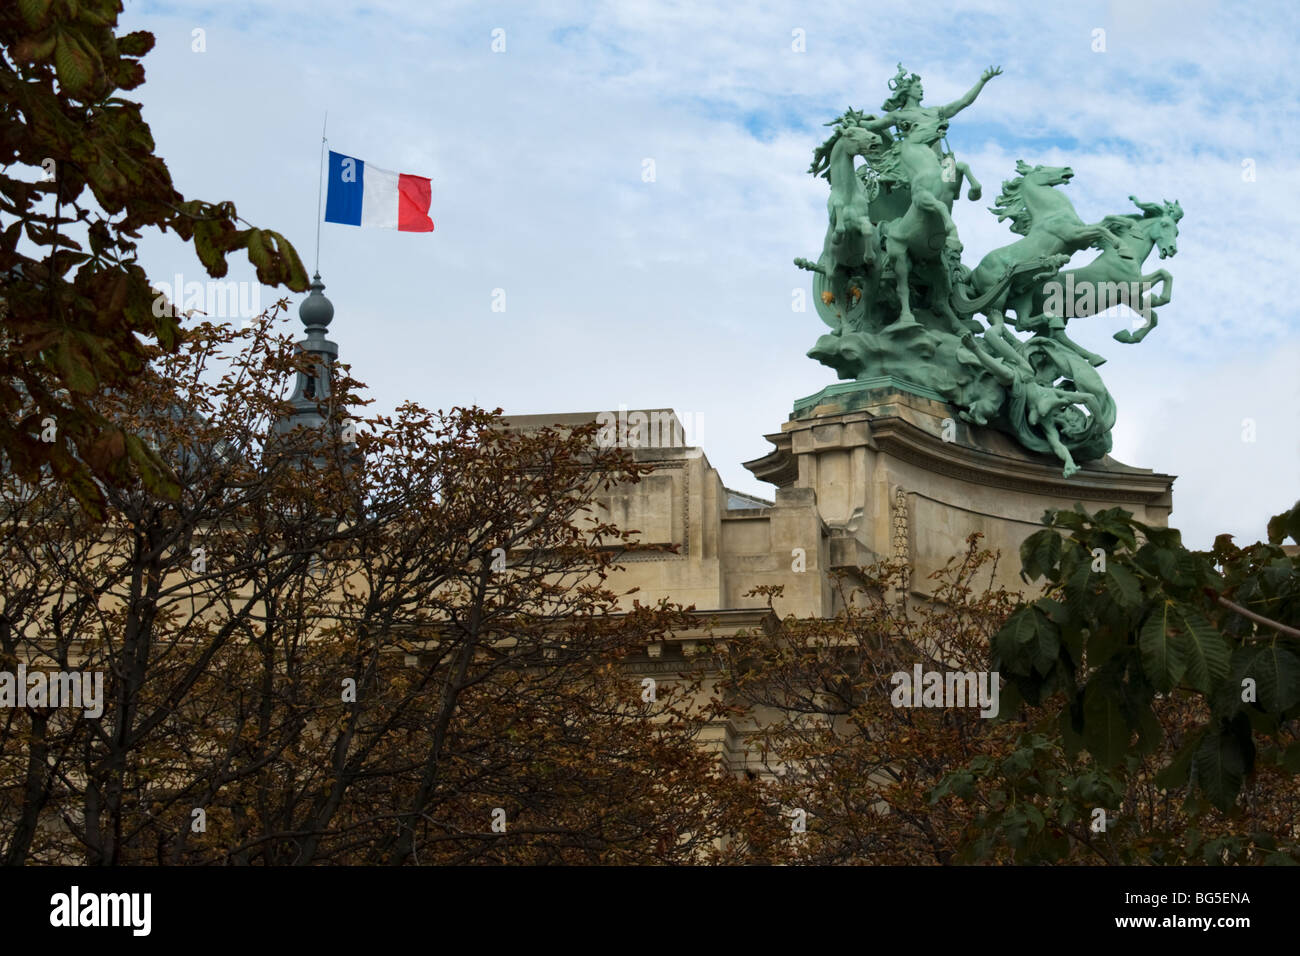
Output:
314,111,328,275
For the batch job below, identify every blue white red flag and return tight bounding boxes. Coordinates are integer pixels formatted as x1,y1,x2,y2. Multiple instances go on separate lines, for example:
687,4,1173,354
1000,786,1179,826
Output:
324,151,433,232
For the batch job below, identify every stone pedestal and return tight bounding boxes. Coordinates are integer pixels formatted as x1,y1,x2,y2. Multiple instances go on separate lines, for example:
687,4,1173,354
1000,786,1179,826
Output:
744,379,1175,596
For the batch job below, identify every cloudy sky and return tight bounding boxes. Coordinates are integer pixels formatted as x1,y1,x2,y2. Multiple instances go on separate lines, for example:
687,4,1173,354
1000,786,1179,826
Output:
120,0,1298,549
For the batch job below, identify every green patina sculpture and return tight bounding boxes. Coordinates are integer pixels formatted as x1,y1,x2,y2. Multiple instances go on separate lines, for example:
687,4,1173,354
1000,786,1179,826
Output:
796,65,1182,477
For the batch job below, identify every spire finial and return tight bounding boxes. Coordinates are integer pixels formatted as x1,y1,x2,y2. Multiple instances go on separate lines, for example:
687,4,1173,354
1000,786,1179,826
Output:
299,271,334,331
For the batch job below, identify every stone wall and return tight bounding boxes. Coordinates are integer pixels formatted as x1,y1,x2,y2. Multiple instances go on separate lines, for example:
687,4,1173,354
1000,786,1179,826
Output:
508,389,1175,618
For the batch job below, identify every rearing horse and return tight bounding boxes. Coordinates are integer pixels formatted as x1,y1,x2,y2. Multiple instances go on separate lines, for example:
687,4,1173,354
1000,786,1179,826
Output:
950,161,1119,333
1023,195,1181,343
873,118,968,332
795,116,884,327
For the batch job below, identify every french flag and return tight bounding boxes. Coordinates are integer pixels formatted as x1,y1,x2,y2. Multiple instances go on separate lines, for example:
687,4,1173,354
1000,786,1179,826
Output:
324,150,434,232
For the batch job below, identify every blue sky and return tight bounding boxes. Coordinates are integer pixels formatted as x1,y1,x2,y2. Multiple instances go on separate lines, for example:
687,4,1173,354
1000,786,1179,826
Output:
118,0,1298,548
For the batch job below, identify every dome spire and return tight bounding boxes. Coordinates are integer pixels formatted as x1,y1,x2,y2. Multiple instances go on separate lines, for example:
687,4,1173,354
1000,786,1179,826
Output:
273,272,341,440
299,271,334,332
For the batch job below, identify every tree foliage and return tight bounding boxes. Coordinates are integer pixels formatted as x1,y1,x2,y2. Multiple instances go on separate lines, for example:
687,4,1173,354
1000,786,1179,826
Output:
997,505,1300,806
975,502,1300,860
1,0,308,519
719,506,1300,865
716,540,1022,864
0,315,775,864
3,279,1294,863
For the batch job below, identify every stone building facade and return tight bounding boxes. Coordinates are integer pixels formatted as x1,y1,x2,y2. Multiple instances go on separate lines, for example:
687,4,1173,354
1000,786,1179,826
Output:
507,387,1175,620
506,392,1175,772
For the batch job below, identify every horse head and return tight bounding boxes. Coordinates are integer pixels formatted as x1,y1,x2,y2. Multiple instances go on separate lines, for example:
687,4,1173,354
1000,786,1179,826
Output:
1015,160,1074,188
1129,196,1182,259
838,124,884,157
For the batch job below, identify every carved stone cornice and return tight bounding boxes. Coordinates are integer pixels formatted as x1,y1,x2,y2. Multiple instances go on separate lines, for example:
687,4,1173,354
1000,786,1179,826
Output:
743,430,797,487
868,413,1173,506
744,388,1174,507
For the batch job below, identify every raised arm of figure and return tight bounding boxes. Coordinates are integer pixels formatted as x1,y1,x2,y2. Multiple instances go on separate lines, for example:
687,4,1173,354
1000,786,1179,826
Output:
940,65,1002,118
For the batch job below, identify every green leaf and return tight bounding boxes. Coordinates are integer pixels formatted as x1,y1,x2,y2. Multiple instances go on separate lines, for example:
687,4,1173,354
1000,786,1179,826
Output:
1059,700,1085,759
1194,725,1245,812
1104,563,1142,608
1082,681,1129,767
1086,624,1128,670
1267,502,1300,547
1094,507,1138,550
191,219,228,276
1152,546,1178,583
263,229,309,291
245,227,272,280
13,29,57,62
18,0,54,28
1020,529,1061,582
54,30,99,97
1174,602,1230,694
994,606,1059,677
1174,548,1212,589
116,30,155,57
1061,558,1095,622
1143,525,1183,550
1052,507,1088,531
1038,597,1069,625
1138,601,1186,691
54,336,98,393
1029,615,1060,675
1134,701,1163,755
1246,645,1300,713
